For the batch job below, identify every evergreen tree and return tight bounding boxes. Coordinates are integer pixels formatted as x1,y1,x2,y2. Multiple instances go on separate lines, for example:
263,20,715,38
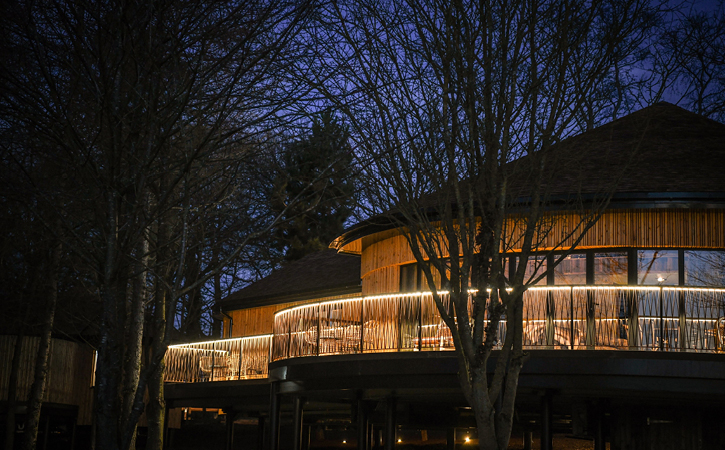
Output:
271,113,356,262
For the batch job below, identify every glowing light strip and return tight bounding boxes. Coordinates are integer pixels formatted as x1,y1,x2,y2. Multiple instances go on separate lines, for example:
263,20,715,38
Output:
168,334,272,349
274,286,725,319
275,289,484,317
523,318,718,323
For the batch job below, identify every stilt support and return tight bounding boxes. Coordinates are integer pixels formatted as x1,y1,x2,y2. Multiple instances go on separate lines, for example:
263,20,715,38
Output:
225,411,237,450
540,391,553,450
268,382,280,450
293,395,305,450
384,396,396,450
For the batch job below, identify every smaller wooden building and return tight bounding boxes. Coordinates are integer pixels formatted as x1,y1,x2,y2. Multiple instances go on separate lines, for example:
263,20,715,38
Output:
0,335,95,450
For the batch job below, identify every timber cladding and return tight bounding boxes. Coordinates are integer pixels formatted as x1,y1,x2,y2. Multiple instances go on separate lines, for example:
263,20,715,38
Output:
228,293,362,338
0,336,95,426
359,209,725,295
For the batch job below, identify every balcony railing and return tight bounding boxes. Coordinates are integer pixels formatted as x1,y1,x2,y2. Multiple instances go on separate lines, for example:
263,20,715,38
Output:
271,287,725,361
163,287,725,383
165,334,272,383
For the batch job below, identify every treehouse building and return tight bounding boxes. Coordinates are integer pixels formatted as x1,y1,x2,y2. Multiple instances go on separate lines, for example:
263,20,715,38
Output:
163,103,725,450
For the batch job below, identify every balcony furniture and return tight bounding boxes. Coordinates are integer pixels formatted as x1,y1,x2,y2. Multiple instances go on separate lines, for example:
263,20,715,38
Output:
199,354,228,381
718,317,725,352
242,353,266,378
227,355,240,380
303,319,381,353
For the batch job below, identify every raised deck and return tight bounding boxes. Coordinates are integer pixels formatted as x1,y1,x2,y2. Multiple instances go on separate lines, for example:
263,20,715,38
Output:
164,286,724,384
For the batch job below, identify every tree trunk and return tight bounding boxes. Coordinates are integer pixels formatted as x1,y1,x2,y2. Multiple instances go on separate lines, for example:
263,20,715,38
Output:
146,280,168,450
120,237,149,450
96,197,123,450
466,369,498,450
4,334,24,450
22,240,61,450
146,214,173,450
146,359,166,450
211,246,223,338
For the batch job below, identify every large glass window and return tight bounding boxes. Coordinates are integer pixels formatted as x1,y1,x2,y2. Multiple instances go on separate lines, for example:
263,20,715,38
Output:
554,254,587,285
638,250,678,285
684,250,725,287
518,255,547,285
594,252,628,285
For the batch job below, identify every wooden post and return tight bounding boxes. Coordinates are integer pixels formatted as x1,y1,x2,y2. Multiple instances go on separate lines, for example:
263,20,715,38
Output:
417,294,423,351
360,299,365,353
545,291,555,347
268,382,280,450
540,392,553,450
446,427,455,450
225,411,236,450
257,415,266,450
385,396,396,450
627,290,639,349
316,304,321,356
293,396,305,450
570,287,575,350
586,289,596,348
678,291,688,350
659,287,664,351
357,397,368,450
523,431,533,450
593,406,605,450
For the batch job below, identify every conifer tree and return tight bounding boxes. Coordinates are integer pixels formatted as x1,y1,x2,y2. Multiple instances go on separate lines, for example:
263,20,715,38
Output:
271,113,356,262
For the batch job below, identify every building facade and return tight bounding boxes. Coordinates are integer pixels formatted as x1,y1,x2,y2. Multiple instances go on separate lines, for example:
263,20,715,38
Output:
164,103,725,450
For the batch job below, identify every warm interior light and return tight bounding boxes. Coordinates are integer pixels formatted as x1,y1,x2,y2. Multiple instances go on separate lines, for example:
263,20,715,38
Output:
465,436,471,443
657,276,665,282
342,440,346,444
397,438,402,443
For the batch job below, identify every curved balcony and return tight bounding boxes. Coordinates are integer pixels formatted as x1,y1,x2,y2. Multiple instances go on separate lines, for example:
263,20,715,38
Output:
165,334,272,383
271,287,725,361
163,287,725,384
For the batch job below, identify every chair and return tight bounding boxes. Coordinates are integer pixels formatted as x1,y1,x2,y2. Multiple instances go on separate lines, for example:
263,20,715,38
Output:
199,354,228,381
227,355,240,380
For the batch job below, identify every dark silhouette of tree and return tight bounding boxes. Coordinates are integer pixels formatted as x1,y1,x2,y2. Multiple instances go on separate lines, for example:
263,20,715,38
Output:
309,0,662,448
0,1,313,449
639,4,725,122
271,112,356,262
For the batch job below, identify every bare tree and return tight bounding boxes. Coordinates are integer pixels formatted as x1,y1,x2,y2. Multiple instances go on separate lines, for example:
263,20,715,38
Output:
311,0,660,448
640,4,725,121
0,1,312,449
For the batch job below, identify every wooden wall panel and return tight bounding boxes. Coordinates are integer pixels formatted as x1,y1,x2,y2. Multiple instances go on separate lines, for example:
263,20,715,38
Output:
361,234,416,278
228,293,361,338
361,266,400,296
0,336,95,425
358,209,725,295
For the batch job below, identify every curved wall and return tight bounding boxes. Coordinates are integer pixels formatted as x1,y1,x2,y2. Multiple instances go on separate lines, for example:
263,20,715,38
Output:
359,208,725,295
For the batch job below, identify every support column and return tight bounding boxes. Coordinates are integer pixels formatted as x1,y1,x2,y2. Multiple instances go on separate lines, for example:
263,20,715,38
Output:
384,396,396,450
268,382,281,450
446,427,455,450
357,398,368,450
225,411,237,450
523,431,533,450
257,416,265,450
293,396,305,450
593,405,605,450
540,391,553,450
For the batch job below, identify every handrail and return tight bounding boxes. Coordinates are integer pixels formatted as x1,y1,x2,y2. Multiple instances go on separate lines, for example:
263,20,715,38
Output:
271,286,725,361
164,287,725,383
165,334,272,383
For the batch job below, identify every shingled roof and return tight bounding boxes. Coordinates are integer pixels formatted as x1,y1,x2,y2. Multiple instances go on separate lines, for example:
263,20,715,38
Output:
221,249,361,309
538,102,725,198
333,103,725,250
